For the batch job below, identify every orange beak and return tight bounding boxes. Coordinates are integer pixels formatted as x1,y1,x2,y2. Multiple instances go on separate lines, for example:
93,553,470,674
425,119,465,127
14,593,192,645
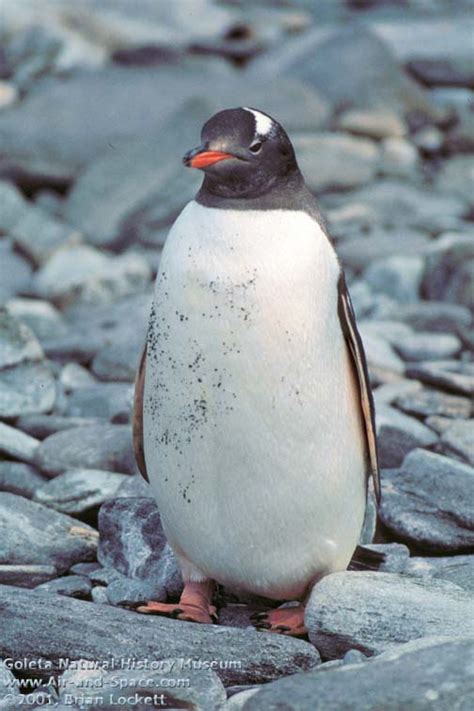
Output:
183,146,234,169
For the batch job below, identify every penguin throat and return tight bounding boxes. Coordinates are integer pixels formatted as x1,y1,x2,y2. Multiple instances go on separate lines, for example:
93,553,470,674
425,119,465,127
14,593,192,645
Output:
201,167,303,201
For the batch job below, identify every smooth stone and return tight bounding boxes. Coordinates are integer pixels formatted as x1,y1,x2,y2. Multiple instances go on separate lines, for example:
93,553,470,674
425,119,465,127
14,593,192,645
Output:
293,132,379,191
0,461,45,498
0,422,40,462
432,561,474,593
6,298,67,341
34,469,126,514
406,360,474,396
0,306,44,368
59,363,97,390
62,383,133,422
380,448,474,553
326,202,378,239
422,232,474,308
36,575,92,599
395,387,472,419
357,331,404,376
376,405,438,468
405,554,474,578
413,125,444,155
115,474,151,498
32,245,152,309
0,564,57,588
0,239,33,302
358,320,413,346
59,658,227,710
337,229,430,272
373,379,422,407
34,424,136,477
91,586,109,604
223,688,260,710
0,181,82,266
394,333,461,361
407,57,474,89
92,340,143,382
305,570,474,658
337,108,406,139
391,301,472,334
425,415,459,435
0,585,321,685
364,255,424,303
362,543,410,574
69,562,102,576
380,137,418,178
0,492,98,572
244,637,474,710
16,414,103,440
436,155,474,205
440,419,474,465
105,576,164,607
0,360,56,418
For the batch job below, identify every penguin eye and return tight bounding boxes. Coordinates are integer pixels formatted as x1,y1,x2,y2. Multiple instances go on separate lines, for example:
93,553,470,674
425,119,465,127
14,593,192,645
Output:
249,141,263,153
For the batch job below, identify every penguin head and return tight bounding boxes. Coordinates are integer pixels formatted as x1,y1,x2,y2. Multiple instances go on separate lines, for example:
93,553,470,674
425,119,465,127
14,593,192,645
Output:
183,107,300,199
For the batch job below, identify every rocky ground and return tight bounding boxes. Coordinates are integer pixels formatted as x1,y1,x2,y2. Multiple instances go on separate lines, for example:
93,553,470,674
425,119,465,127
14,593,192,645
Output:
0,0,473,709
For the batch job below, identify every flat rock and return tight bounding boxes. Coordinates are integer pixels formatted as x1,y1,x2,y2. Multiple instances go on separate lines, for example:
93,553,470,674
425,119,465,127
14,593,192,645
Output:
0,360,57,418
0,461,45,498
0,306,43,368
16,414,103,440
245,636,474,710
363,255,424,303
380,136,418,179
6,297,67,341
394,333,461,361
406,555,474,592
406,360,474,396
376,405,438,468
394,387,472,419
337,229,430,273
362,543,410,574
440,419,474,465
0,239,32,302
0,422,40,463
0,564,57,588
0,492,98,572
357,331,404,377
336,108,406,139
34,469,126,514
36,575,92,599
62,383,133,422
422,232,474,308
32,245,151,308
0,585,321,685
293,132,379,191
391,301,472,334
437,155,474,205
305,570,474,658
379,448,474,553
34,424,136,477
92,340,143,382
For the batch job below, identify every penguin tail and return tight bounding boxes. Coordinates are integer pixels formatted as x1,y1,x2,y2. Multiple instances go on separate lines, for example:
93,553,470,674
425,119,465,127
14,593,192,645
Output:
348,545,386,572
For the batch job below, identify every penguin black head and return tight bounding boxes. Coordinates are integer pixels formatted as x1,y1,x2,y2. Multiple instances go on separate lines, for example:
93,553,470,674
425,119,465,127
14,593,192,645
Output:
183,107,301,199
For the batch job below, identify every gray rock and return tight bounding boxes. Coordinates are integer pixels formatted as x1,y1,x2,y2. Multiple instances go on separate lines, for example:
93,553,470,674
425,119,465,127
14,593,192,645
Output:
32,245,151,309
363,543,410,574
0,361,57,418
69,562,102,577
92,340,144,382
224,688,260,710
35,575,92,599
62,383,133,422
357,331,404,377
432,560,474,593
406,360,474,396
364,255,424,303
395,387,472,419
376,405,438,468
405,553,474,579
16,414,103,440
91,586,109,604
422,232,474,308
392,301,472,334
0,564,57,588
440,419,474,465
426,415,459,435
0,492,98,572
244,636,474,710
407,57,474,89
0,585,320,685
337,229,430,273
6,298,67,341
0,658,21,709
394,333,461,361
34,424,136,477
0,422,40,463
373,378,421,408
305,570,474,658
0,306,43,368
380,448,474,553
380,136,418,178
59,658,227,711
34,469,126,514
105,576,164,607
0,461,45,498
437,155,474,205
293,132,379,192
0,181,82,265
115,473,151,498
336,108,406,139
0,239,33,303
59,362,97,390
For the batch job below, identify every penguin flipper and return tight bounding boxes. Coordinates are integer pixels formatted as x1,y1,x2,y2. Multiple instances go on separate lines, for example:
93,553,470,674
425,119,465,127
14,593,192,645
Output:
337,272,380,503
132,343,149,482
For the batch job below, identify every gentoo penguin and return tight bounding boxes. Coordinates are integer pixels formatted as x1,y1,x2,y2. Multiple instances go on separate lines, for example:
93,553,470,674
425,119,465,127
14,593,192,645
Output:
132,107,379,637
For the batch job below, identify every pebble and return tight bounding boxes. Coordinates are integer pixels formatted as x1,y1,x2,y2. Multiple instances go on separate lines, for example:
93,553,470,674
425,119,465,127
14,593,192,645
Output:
92,340,143,382
34,469,126,514
337,108,406,139
392,301,472,333
0,239,33,302
440,419,474,465
376,404,438,467
305,570,474,658
406,360,474,396
59,362,97,390
364,255,424,303
36,574,92,599
380,448,474,552
0,422,40,462
62,382,133,422
394,387,472,419
0,492,98,572
6,297,67,341
16,414,103,440
0,564,57,588
422,232,474,308
394,332,461,361
337,228,430,272
0,460,45,498
380,136,418,178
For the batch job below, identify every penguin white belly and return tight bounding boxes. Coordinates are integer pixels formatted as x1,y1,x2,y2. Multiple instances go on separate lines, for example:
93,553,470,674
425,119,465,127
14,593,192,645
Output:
144,200,366,600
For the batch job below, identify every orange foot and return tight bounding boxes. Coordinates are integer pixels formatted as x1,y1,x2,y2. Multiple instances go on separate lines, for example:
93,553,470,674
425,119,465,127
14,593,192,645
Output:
136,580,217,624
250,604,307,637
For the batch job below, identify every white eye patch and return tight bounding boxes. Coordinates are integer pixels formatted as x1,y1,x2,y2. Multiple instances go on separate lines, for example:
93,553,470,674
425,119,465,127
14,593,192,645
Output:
243,107,274,137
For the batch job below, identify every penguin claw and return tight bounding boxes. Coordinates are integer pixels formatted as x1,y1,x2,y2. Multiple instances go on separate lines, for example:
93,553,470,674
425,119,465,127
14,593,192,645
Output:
250,605,307,638
250,611,268,622
136,601,217,625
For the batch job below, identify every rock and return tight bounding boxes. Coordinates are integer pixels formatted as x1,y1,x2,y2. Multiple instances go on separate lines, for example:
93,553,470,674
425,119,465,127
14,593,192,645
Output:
394,333,461,361
251,27,441,121
305,570,474,658
244,637,474,710
0,239,33,302
336,108,406,139
62,383,133,422
0,306,44,368
34,425,136,477
36,575,92,599
422,232,474,307
440,419,474,465
364,255,424,303
436,155,474,205
444,108,474,154
357,331,404,377
105,576,164,607
34,469,126,514
59,363,97,390
379,448,474,552
406,360,474,396
399,301,473,335
91,586,109,604
326,202,378,239
293,133,379,192
0,181,82,265
337,229,430,273
0,81,18,110
0,564,57,588
0,585,320,685
376,405,438,468
394,387,472,419
16,414,103,440
92,340,144,382
413,125,444,155
115,474,151,498
373,378,421,407
407,58,474,89
380,137,418,178
0,422,40,463
405,553,474,579
0,461,45,498
224,688,260,710
69,562,102,576
6,298,67,341
32,245,151,308
362,543,410,574
358,320,413,346
59,658,227,710
0,493,98,572
0,659,21,709
432,560,474,593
